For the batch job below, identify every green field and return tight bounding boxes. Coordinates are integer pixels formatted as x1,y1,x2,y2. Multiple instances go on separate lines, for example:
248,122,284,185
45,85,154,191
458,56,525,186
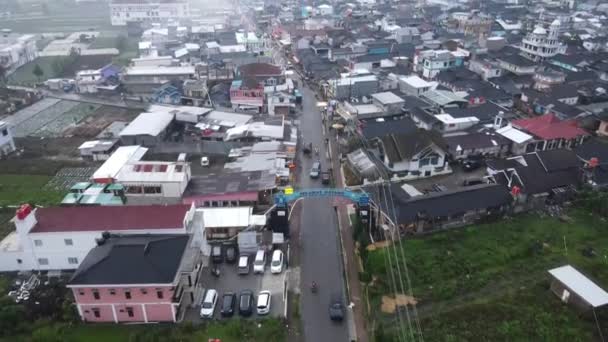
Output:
0,319,286,342
7,57,66,86
0,174,65,207
365,210,608,341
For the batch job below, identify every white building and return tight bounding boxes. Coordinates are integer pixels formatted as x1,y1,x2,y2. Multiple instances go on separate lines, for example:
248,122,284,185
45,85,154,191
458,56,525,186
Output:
0,204,196,271
0,33,38,73
520,20,567,62
110,0,191,26
235,32,266,53
0,121,16,156
116,160,192,199
317,4,334,16
398,75,435,96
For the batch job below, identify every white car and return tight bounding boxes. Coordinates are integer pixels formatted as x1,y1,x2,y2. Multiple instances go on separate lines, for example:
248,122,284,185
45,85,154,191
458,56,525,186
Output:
270,250,284,274
200,289,218,318
257,290,271,315
253,250,266,274
201,156,210,166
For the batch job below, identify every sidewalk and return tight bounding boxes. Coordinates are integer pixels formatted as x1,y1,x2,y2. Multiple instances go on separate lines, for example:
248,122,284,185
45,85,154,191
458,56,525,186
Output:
329,131,369,342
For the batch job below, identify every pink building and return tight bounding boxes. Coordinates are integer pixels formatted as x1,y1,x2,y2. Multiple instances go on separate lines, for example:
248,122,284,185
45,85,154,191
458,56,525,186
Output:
68,234,202,323
230,78,264,112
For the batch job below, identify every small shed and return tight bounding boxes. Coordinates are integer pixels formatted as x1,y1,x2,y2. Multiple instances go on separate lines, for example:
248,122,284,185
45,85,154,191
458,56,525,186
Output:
548,265,608,311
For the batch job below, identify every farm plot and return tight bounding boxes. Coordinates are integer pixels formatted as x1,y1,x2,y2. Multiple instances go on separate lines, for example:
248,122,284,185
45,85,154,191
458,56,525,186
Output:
3,98,61,133
9,100,80,137
32,103,101,138
45,167,98,190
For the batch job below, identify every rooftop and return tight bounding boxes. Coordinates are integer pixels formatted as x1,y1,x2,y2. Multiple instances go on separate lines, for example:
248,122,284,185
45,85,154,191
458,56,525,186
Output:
512,113,589,140
371,92,404,105
92,146,148,181
549,265,608,308
201,207,253,228
28,205,191,233
119,111,174,137
69,234,189,286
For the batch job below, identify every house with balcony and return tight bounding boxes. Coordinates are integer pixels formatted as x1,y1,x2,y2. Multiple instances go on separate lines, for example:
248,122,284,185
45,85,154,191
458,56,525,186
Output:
0,204,198,272
376,129,452,180
415,49,466,79
68,233,202,323
508,113,589,154
236,62,284,87
230,78,265,113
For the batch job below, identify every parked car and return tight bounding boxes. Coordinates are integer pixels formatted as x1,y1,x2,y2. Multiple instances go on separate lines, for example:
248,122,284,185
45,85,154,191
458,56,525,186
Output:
239,289,255,316
270,250,284,274
225,245,237,263
211,245,223,264
200,289,218,318
462,158,482,172
201,156,210,166
220,292,236,317
321,171,330,185
237,254,250,275
329,296,345,322
310,161,321,178
253,250,266,274
257,290,271,315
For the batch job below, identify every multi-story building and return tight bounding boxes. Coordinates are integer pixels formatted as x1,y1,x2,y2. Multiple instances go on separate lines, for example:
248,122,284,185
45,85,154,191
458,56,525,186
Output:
230,78,265,113
415,49,466,79
520,20,566,62
0,121,16,156
109,0,191,26
0,204,199,272
0,33,38,73
68,234,202,323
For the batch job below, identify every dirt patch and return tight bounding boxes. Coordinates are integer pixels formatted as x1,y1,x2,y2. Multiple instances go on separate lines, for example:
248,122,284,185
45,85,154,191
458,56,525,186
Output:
63,106,139,138
381,294,419,314
366,240,392,251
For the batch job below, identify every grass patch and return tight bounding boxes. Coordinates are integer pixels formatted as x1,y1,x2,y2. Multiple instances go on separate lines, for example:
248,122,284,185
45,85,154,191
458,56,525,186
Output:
366,210,608,340
7,57,66,86
0,174,65,206
4,319,287,342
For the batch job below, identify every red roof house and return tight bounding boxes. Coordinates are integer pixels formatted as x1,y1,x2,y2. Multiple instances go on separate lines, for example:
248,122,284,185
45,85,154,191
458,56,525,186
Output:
512,113,589,140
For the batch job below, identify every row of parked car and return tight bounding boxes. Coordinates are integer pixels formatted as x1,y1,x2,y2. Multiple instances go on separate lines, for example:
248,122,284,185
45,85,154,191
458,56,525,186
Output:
200,288,272,318
211,245,285,275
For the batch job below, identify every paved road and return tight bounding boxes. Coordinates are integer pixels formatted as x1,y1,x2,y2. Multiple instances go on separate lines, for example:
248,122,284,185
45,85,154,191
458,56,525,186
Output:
295,83,350,342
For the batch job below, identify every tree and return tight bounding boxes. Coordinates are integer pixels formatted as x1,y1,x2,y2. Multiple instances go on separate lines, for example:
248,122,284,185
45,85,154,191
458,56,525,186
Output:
32,64,44,82
0,64,7,85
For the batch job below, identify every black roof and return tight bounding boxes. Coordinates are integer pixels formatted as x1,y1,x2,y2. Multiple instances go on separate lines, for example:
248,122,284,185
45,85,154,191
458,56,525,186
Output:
444,131,510,151
410,106,439,125
374,184,512,225
490,150,581,194
185,170,277,196
360,117,417,140
381,129,446,162
69,235,189,285
353,53,391,63
575,139,608,162
497,54,537,68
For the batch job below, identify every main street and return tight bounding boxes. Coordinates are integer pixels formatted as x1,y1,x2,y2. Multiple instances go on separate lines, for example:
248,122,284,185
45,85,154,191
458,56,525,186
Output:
294,81,350,342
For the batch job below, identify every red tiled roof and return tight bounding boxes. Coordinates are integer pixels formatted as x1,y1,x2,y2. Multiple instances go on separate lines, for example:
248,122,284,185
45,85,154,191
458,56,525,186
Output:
512,113,589,140
30,205,191,233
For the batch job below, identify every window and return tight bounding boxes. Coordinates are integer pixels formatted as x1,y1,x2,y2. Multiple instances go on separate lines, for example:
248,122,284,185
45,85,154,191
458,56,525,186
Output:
38,258,49,265
92,308,100,318
126,307,134,317
68,257,78,265
125,291,132,299
64,239,73,246
109,289,116,295
157,290,164,299
1,129,7,136
34,239,43,247
93,290,100,300
143,186,161,194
